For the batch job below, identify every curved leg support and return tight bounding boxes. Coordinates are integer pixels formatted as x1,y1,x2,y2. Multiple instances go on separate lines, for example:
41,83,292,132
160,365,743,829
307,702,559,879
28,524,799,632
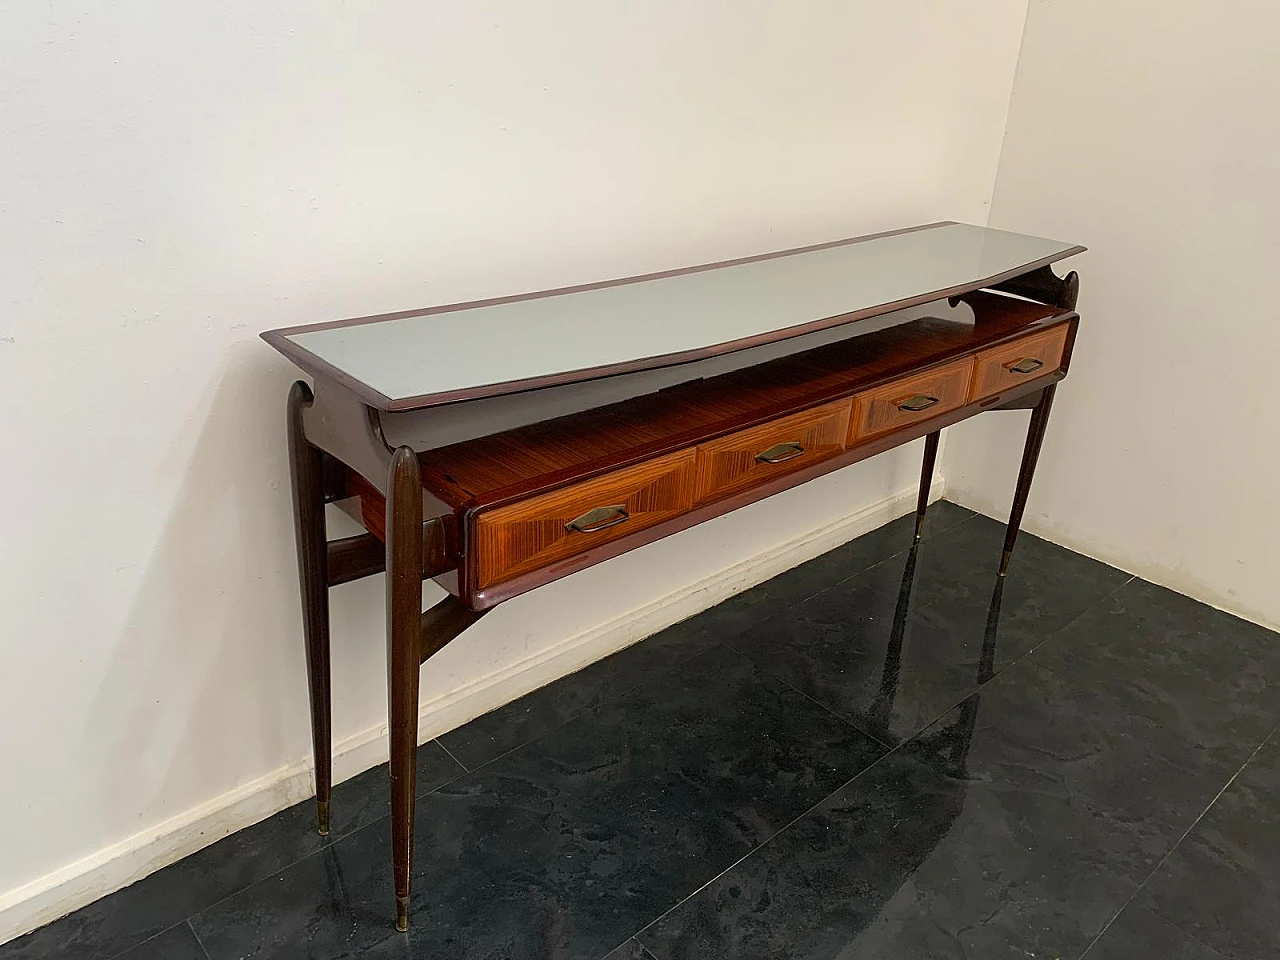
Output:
914,430,941,541
386,446,423,931
1000,385,1057,576
287,382,333,836
384,447,487,931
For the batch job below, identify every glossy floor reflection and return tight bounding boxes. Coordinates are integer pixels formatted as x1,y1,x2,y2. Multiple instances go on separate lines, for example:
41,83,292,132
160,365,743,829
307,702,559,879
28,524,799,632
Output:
5,501,1278,960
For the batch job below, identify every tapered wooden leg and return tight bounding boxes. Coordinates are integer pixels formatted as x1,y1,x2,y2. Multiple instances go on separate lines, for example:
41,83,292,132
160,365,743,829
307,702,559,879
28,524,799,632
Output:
287,381,332,837
999,385,1057,576
386,446,423,932
914,430,941,541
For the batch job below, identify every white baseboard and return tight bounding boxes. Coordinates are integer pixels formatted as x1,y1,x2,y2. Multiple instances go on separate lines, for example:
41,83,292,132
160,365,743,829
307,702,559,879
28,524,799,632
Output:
0,478,939,944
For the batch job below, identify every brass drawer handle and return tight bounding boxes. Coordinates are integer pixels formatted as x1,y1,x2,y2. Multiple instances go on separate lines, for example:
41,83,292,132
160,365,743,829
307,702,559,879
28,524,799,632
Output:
1005,357,1045,375
565,504,630,534
896,395,939,413
755,441,805,464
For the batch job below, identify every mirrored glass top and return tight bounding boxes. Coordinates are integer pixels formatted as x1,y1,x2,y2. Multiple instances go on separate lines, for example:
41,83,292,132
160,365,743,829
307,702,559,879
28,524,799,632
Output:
266,222,1083,409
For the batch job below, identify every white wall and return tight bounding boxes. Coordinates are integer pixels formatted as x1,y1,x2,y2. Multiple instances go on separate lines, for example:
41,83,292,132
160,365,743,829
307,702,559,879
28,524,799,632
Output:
0,0,1031,935
943,0,1280,631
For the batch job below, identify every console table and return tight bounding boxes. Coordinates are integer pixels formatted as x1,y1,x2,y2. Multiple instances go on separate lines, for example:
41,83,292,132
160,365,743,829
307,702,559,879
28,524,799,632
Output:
261,221,1085,930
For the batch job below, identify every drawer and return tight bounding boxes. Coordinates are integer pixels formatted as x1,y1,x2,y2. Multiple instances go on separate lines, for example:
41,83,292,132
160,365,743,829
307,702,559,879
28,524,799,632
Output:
694,400,851,504
850,357,975,442
474,449,697,587
970,324,1070,400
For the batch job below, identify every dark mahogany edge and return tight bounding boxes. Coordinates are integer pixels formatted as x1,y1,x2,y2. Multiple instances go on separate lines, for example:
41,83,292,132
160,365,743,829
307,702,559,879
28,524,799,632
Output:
467,369,1066,610
263,329,397,410
260,222,1087,412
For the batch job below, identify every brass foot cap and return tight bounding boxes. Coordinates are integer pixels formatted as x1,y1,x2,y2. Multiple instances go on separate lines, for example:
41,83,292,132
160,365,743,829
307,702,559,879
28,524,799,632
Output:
396,898,410,932
998,549,1013,577
316,800,331,837
913,514,926,541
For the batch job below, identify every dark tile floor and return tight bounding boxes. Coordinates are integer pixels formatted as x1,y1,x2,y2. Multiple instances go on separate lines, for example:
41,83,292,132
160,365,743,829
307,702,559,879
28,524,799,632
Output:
6,501,1280,959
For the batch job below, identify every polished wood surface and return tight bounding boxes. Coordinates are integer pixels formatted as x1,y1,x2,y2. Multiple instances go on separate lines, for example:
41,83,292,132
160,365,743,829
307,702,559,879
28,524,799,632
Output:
384,446,423,932
915,430,941,541
419,292,1067,508
990,262,1081,311
418,598,487,665
268,236,1085,929
324,533,385,587
411,294,1076,606
470,373,1063,611
1000,384,1058,576
344,470,458,580
286,381,332,837
851,357,974,442
474,449,697,588
969,325,1071,400
694,400,850,505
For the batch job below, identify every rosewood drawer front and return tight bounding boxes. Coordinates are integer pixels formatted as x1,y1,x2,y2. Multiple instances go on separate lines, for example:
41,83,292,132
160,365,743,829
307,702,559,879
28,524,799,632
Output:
694,400,851,504
473,449,697,587
850,357,975,443
970,324,1070,400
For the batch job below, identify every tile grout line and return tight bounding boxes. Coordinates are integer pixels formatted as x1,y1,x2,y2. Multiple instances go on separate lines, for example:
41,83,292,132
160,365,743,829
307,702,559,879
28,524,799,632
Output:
595,937,663,960
1078,716,1280,959
1131,914,1232,960
458,523,999,959
171,760,478,937
632,734,915,950
442,626,741,778
813,508,980,598
184,918,213,960
433,737,470,773
631,567,1141,951
94,917,208,960
37,507,979,958
1136,716,1280,956
709,510,989,746
85,557,1142,960
0,507,1113,959
718,639,896,751
980,573,1137,683
437,648,693,778
725,569,1141,761
175,628,769,937
759,572,1141,770
310,514,1113,955
603,551,1138,955
718,507,981,649
402,515,979,807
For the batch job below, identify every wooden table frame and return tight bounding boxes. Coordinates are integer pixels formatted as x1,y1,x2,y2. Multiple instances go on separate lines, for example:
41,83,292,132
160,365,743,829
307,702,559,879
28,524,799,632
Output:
276,245,1080,931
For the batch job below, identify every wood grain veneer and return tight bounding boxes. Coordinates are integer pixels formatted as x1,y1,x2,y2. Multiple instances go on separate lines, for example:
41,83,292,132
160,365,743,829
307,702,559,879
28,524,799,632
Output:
274,229,1087,933
343,470,457,579
694,399,851,504
420,292,1069,508
469,371,1062,610
968,324,1071,401
474,449,697,588
850,357,975,443
344,295,1076,604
